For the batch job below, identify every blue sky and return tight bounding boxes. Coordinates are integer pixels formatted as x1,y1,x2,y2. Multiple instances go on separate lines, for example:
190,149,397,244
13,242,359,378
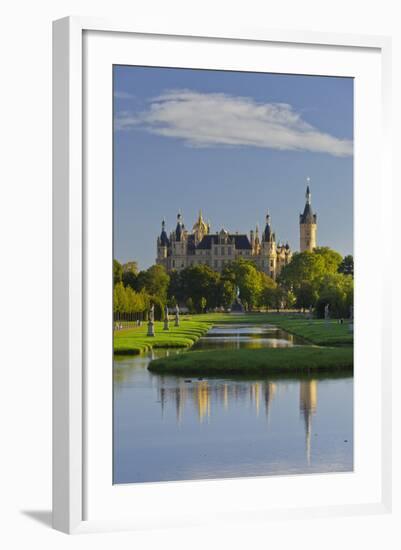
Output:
114,66,353,269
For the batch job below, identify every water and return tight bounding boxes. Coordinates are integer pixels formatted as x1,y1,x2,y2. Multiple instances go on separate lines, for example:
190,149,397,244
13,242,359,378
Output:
114,324,353,484
192,323,307,350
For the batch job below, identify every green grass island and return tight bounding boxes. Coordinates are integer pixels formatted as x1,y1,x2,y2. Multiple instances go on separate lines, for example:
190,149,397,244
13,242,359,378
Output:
114,313,353,375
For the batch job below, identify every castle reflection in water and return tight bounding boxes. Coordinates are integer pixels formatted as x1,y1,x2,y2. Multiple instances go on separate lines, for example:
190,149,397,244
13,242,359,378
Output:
156,377,317,462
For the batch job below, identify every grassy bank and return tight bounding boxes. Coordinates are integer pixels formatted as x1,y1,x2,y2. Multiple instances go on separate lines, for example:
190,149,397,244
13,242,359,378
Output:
148,346,353,376
113,319,212,355
188,312,353,346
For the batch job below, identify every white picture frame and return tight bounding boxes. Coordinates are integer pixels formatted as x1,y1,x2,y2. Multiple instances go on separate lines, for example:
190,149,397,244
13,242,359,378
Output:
52,16,392,534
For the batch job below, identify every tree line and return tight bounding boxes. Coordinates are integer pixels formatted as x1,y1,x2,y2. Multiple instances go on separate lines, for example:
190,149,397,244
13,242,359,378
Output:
113,248,353,319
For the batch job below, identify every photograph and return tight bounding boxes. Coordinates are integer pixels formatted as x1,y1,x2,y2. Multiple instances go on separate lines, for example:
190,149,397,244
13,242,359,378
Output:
112,65,354,485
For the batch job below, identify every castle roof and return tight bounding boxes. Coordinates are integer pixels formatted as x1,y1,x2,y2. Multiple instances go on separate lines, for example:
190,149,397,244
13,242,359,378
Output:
300,203,315,224
196,234,252,250
160,230,169,246
264,223,272,241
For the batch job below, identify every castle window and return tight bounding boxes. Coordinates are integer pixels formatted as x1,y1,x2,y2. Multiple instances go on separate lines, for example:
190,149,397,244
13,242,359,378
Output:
227,247,231,255
221,247,225,255
172,260,175,268
214,260,218,268
270,260,274,267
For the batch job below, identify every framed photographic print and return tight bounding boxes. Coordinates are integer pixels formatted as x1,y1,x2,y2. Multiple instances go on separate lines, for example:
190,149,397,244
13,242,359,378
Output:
53,17,392,534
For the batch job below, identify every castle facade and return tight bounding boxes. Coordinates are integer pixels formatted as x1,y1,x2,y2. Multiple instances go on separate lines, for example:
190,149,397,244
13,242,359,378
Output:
156,186,317,279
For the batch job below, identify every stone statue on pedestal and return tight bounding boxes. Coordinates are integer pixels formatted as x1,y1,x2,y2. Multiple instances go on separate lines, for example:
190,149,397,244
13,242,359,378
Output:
163,305,169,330
147,304,155,337
230,286,244,313
174,304,180,327
324,303,330,324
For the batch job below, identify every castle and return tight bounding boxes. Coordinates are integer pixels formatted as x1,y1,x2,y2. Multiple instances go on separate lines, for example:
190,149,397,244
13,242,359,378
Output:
156,185,317,279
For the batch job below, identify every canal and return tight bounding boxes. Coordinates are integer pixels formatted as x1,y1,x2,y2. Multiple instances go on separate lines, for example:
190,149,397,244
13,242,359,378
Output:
113,324,353,484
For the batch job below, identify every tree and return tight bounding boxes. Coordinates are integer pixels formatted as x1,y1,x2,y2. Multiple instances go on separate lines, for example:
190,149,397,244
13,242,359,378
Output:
338,255,354,277
113,282,127,313
136,264,170,303
218,279,236,309
186,297,195,313
278,247,344,311
222,258,263,310
168,295,177,308
313,247,343,273
177,265,220,312
113,259,123,286
122,261,138,275
315,273,354,318
258,273,277,310
122,261,138,289
168,271,184,305
200,297,207,313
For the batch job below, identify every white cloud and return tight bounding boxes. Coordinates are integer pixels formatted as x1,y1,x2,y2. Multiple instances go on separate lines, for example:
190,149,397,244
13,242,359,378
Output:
115,89,353,157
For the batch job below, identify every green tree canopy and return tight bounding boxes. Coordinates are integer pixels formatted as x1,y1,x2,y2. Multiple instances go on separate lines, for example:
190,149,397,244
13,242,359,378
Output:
122,261,138,275
136,264,170,303
338,255,354,277
221,258,263,309
177,264,221,312
313,247,343,273
258,272,277,310
315,272,354,318
278,247,345,311
113,259,123,286
122,261,139,289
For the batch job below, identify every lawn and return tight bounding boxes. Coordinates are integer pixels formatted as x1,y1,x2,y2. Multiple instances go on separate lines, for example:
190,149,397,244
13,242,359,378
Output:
148,346,353,376
113,319,212,355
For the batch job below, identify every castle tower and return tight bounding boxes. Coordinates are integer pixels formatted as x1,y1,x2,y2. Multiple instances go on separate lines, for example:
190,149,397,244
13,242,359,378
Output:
157,218,169,260
299,181,317,252
252,225,261,256
261,211,277,278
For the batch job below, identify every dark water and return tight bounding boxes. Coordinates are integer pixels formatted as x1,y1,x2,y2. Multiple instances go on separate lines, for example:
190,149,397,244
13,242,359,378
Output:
113,325,353,484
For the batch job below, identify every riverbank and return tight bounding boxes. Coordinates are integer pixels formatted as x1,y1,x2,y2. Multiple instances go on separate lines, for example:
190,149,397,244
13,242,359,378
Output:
148,346,353,376
188,312,353,346
113,319,212,355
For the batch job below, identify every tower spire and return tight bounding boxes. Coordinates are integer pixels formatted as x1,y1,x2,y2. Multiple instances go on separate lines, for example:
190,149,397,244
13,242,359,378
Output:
299,178,317,252
263,210,272,242
306,177,311,204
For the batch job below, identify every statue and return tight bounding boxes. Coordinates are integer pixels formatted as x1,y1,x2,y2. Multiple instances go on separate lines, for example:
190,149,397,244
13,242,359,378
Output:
324,303,330,324
174,304,180,327
231,285,244,313
163,305,169,331
147,304,155,337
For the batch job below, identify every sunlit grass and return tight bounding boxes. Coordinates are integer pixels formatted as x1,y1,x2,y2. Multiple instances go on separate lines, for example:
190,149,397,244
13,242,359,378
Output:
113,319,212,355
148,346,353,376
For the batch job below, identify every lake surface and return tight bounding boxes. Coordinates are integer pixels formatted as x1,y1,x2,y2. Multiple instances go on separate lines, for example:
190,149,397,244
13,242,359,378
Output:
113,324,353,484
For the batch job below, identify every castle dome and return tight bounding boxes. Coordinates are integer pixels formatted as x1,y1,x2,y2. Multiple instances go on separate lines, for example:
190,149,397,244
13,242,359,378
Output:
192,210,208,235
